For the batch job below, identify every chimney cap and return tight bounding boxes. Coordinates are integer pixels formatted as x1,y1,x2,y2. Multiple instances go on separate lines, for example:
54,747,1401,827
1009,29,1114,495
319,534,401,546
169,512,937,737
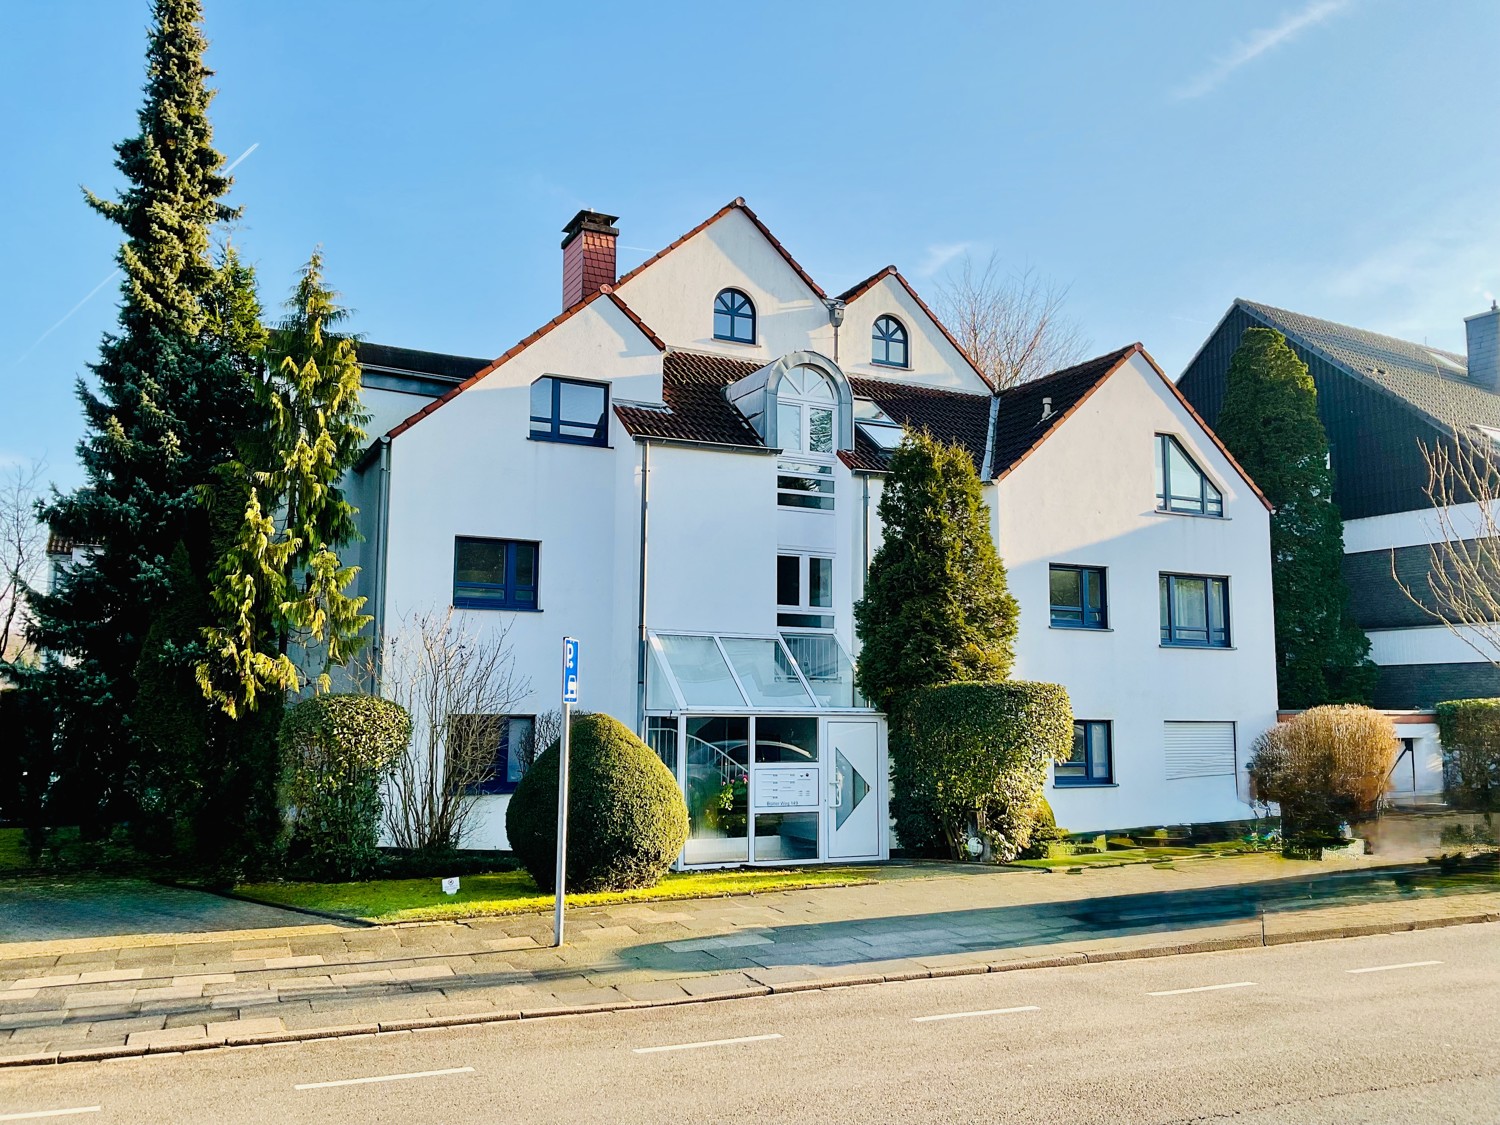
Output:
561,209,620,248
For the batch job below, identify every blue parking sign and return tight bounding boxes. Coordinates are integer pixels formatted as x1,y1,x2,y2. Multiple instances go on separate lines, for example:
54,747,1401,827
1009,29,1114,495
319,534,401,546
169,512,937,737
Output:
562,637,579,704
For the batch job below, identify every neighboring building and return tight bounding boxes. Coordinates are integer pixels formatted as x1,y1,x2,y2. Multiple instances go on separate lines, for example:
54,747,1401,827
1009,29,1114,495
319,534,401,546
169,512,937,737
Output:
351,200,1279,862
1178,298,1500,711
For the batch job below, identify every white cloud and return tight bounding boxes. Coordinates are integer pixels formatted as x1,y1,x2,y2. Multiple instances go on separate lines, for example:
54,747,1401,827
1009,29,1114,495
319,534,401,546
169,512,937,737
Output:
914,242,973,278
1174,0,1353,100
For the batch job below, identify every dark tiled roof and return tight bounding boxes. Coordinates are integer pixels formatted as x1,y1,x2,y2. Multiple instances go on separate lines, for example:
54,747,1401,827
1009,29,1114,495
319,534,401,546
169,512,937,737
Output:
356,342,490,383
848,376,991,470
614,351,767,448
1237,299,1500,431
46,534,77,555
990,345,1138,477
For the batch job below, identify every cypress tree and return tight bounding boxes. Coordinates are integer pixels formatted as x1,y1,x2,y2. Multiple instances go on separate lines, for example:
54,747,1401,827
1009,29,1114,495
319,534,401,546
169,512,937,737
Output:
1214,327,1377,708
854,430,1019,714
200,251,371,717
26,0,257,825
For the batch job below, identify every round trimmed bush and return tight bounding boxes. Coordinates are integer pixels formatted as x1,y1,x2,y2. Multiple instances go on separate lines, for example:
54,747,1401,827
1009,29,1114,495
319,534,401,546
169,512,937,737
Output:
506,712,688,893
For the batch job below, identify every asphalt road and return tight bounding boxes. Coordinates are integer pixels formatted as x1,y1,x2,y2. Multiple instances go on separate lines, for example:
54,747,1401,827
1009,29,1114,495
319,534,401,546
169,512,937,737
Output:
3,923,1497,1124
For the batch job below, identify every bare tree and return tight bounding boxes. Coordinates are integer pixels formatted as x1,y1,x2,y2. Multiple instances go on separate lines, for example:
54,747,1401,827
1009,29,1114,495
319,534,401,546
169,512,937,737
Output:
933,255,1089,390
368,608,532,853
0,459,48,662
1395,431,1500,665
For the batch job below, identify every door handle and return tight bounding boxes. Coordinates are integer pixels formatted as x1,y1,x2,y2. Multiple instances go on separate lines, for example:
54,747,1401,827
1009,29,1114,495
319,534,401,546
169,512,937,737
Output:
829,774,843,809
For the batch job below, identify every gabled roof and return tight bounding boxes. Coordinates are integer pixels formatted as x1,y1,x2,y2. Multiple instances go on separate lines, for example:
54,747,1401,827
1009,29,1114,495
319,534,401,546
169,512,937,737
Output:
1232,299,1500,432
385,287,663,440
356,342,490,383
836,264,996,392
613,197,827,300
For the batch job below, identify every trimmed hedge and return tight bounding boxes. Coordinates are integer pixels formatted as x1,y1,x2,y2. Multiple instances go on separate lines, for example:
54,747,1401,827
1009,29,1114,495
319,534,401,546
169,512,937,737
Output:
892,680,1073,862
1436,698,1500,809
280,694,412,881
506,712,688,893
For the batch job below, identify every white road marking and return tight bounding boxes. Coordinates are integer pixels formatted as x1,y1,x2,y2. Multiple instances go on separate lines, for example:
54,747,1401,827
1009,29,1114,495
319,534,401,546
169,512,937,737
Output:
913,1005,1041,1023
294,1066,475,1090
1346,960,1444,974
632,1033,783,1054
0,1110,101,1122
1148,981,1257,996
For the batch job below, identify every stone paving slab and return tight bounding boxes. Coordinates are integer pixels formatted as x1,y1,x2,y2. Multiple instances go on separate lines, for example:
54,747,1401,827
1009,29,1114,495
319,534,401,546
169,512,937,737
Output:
2,855,1497,1062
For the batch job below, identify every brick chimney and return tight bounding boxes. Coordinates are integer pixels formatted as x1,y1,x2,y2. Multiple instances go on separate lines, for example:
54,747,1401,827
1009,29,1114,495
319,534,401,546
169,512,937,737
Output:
1466,300,1500,392
561,209,619,310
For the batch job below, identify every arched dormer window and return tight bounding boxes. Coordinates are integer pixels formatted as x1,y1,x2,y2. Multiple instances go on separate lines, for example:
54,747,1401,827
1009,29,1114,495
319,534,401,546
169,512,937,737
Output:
872,315,908,368
714,288,756,344
776,364,837,457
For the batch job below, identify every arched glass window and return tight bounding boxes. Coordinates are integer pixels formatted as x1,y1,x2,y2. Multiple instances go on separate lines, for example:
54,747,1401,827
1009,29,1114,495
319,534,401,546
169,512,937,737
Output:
714,288,756,343
776,364,837,510
872,315,908,368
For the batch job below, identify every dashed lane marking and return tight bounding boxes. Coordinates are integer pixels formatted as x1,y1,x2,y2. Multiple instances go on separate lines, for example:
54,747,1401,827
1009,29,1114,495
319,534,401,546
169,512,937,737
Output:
1147,981,1256,996
1346,960,1444,974
632,1034,783,1054
294,1066,475,1090
0,1109,102,1122
913,1005,1041,1023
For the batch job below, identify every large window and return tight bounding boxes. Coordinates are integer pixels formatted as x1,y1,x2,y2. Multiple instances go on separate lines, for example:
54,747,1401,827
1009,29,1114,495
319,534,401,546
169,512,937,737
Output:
530,375,608,446
1057,720,1112,786
453,537,539,611
872,315,908,368
1155,433,1222,516
777,554,834,629
456,714,535,795
1050,564,1107,629
714,288,756,343
1160,573,1229,647
777,364,837,511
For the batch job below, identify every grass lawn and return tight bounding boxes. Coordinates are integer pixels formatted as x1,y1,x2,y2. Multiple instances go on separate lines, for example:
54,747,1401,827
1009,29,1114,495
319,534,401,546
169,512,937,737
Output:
1007,847,1206,870
0,828,26,873
237,866,877,924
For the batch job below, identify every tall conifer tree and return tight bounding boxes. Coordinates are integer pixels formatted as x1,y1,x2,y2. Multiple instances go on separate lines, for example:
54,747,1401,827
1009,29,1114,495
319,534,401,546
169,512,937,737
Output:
1214,327,1377,707
854,431,1019,714
27,0,257,822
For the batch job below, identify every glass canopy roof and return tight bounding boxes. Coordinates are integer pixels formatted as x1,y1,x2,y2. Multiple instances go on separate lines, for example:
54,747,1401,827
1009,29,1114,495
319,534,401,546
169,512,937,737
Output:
648,631,870,712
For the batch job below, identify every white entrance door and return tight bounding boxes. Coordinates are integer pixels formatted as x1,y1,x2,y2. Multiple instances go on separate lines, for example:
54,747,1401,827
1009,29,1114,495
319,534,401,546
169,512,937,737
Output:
827,721,880,859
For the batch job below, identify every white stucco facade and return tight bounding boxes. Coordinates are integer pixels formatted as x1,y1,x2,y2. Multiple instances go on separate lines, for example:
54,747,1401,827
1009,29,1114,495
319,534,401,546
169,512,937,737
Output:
354,200,1279,859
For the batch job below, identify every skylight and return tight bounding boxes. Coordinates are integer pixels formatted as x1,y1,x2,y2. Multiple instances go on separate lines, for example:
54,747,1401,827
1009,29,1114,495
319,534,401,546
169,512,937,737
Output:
857,421,905,450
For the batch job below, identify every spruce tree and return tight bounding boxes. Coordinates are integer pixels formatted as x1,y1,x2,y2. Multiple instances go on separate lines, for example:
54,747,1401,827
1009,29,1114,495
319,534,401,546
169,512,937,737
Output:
854,430,1019,714
1214,327,1377,708
200,252,371,717
27,0,257,824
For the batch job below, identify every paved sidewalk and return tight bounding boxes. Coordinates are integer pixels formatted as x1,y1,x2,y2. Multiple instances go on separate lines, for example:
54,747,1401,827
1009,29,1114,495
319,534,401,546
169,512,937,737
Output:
2,854,1496,1064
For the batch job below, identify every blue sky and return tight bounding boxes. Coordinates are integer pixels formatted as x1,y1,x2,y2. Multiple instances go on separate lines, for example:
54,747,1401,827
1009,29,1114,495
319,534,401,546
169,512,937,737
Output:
3,0,1498,488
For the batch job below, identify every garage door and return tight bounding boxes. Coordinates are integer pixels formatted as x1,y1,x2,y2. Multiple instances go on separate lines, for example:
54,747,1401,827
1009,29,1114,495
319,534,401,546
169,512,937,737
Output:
1163,721,1236,779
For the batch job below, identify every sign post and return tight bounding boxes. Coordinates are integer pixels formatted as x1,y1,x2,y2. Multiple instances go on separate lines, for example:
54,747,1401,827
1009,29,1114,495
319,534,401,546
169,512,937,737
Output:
553,637,580,948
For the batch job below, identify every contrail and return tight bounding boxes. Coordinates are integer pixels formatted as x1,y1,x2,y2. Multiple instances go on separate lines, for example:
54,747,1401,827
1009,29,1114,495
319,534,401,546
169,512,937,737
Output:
11,141,261,368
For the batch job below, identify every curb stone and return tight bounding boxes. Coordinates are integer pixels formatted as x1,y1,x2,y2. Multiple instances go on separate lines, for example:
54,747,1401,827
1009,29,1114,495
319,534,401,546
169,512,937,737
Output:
2,910,1495,1070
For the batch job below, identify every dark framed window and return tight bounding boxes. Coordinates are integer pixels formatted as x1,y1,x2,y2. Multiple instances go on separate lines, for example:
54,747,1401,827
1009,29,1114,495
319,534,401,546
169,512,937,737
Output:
872,315,908,367
530,375,608,446
1050,564,1107,629
454,537,539,611
714,288,756,343
1155,434,1222,516
1160,573,1229,647
1057,721,1113,786
456,714,536,795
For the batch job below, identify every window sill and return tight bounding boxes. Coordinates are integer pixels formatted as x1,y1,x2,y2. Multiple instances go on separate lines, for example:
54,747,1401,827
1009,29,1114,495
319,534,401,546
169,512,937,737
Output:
1053,781,1119,789
712,336,760,348
1159,643,1235,651
869,361,910,371
465,789,518,798
528,434,613,449
453,602,543,613
1151,508,1229,521
1049,624,1113,633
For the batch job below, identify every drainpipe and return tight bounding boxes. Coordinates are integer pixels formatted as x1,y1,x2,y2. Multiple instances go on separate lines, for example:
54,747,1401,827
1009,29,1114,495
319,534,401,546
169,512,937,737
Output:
861,473,871,591
371,437,392,693
635,439,651,737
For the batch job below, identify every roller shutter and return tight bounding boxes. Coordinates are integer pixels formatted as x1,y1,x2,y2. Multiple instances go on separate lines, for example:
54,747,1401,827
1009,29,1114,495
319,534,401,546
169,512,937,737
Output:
1163,721,1236,779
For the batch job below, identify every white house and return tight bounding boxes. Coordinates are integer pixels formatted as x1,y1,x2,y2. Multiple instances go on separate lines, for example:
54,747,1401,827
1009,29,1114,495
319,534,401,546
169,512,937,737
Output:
350,200,1279,864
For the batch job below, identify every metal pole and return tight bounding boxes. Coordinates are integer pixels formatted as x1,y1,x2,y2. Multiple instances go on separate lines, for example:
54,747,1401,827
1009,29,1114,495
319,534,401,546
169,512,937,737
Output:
553,697,571,948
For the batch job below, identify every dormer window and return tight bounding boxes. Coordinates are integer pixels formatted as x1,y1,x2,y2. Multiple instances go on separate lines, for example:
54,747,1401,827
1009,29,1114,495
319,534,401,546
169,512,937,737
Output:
714,288,756,344
530,375,608,446
1154,434,1223,516
872,315,908,368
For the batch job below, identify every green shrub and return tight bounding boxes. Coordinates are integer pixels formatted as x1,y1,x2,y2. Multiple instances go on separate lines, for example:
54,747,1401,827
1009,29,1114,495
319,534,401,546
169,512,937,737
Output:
1435,699,1500,810
506,712,688,893
1016,796,1068,860
280,694,411,881
892,681,1073,862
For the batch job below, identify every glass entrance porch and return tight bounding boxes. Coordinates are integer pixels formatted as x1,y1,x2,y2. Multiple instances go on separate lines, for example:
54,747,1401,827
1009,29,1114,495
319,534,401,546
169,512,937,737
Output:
644,631,883,867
